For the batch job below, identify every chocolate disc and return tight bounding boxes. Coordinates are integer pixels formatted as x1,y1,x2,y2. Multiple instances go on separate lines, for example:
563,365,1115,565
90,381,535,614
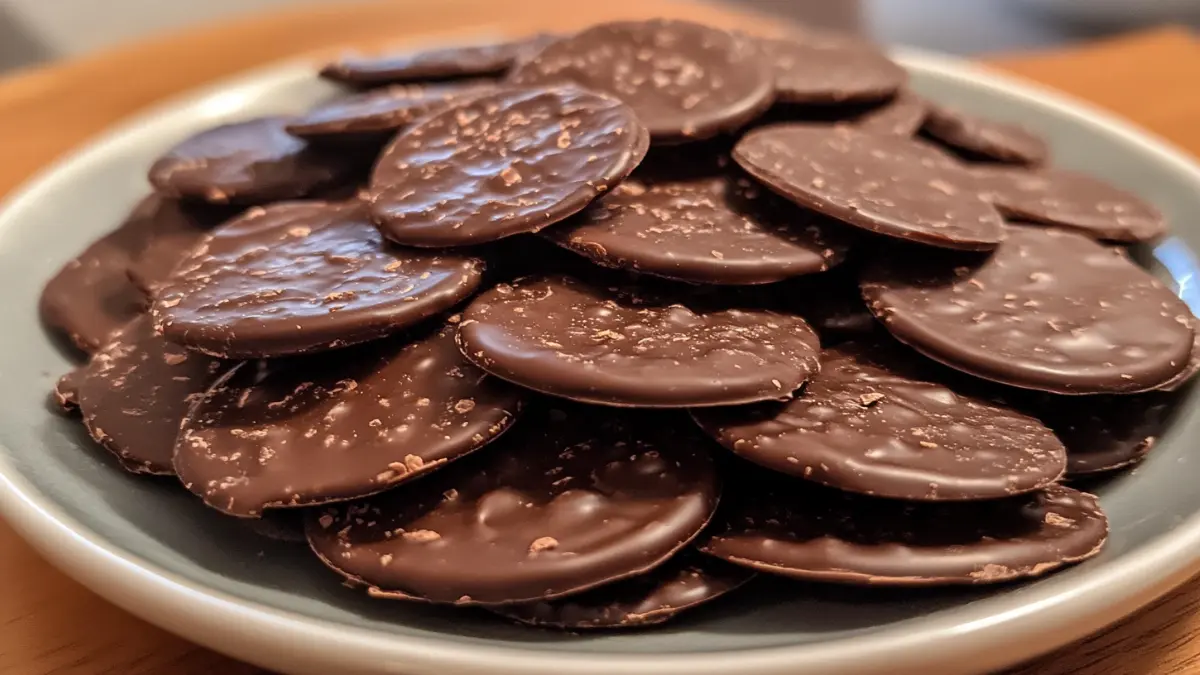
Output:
457,275,822,407
510,20,774,141
175,322,522,516
76,315,225,475
972,167,1166,243
760,33,906,105
698,471,1108,586
40,196,159,353
542,150,850,285
1158,332,1200,392
305,404,720,605
491,550,753,629
369,87,648,247
734,125,1004,251
692,341,1067,501
856,90,929,137
922,105,1049,166
862,224,1195,394
148,117,351,204
152,200,483,358
774,268,879,344
1034,391,1183,475
286,82,492,142
320,35,554,86
126,199,235,293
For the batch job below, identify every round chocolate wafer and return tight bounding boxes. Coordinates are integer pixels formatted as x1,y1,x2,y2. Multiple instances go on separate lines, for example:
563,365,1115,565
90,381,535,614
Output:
1033,390,1183,475
862,224,1195,394
759,33,906,105
175,322,522,517
152,200,483,358
511,20,774,141
856,89,929,137
922,104,1049,166
320,34,555,86
542,149,850,285
457,275,821,407
40,195,160,354
692,340,1067,501
697,471,1108,586
491,551,753,629
76,315,225,475
286,82,492,143
972,166,1166,243
306,404,719,605
369,86,648,247
734,124,1004,250
149,116,351,205
53,369,82,413
126,198,236,293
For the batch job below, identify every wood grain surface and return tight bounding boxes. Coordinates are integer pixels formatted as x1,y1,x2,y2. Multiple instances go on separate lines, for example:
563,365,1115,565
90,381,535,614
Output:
0,2,1198,673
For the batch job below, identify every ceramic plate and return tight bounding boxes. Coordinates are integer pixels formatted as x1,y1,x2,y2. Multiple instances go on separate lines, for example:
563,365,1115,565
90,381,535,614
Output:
1,40,1199,675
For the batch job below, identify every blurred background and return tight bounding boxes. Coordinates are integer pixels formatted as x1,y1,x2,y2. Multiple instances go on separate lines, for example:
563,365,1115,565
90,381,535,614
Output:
1,0,1199,71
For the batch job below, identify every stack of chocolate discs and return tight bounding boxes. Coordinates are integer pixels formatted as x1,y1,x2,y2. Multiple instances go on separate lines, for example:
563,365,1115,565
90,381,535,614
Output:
43,17,1196,630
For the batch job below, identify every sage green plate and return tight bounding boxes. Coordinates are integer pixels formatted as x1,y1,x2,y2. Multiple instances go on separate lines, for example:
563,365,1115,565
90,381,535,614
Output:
0,42,1198,675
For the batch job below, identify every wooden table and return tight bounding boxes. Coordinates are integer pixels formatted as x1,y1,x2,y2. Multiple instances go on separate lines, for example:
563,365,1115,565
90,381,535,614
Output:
1,2,1198,673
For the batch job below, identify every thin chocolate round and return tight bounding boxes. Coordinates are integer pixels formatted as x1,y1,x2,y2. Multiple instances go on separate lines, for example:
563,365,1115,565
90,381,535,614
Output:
286,82,492,142
734,124,1004,251
542,150,850,285
510,20,774,141
148,116,350,204
320,35,553,86
458,275,822,407
126,198,235,293
856,90,929,137
922,105,1049,166
862,225,1195,394
77,315,224,475
972,166,1166,243
369,86,648,247
40,195,159,353
692,341,1067,501
1158,332,1200,392
152,200,483,358
1034,391,1182,475
698,472,1108,586
760,33,906,105
175,322,521,517
305,404,720,605
491,551,753,629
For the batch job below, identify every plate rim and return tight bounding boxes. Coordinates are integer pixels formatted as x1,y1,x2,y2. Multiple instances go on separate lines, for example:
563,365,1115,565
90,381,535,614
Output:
2,45,1200,675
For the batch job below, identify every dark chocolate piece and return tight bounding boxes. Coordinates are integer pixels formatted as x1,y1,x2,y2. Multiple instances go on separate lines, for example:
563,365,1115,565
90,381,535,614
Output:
320,35,555,86
972,166,1167,243
734,124,1004,250
152,200,483,358
491,551,753,629
698,471,1108,586
760,33,906,105
126,198,236,293
306,404,720,605
175,322,521,516
369,86,648,247
923,104,1049,166
862,224,1195,394
148,117,351,204
542,148,850,285
40,196,160,354
856,90,929,137
511,20,774,142
692,341,1067,500
1034,390,1184,475
457,275,821,407
76,315,225,475
286,82,493,142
